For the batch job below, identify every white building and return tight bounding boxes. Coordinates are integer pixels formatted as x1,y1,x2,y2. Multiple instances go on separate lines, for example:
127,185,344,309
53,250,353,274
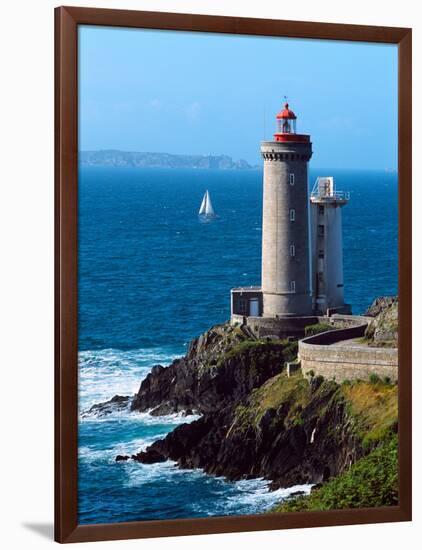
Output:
309,177,350,315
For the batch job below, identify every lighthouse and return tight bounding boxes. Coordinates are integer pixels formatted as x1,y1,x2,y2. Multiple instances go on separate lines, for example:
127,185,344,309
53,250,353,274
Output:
260,103,313,317
230,100,350,337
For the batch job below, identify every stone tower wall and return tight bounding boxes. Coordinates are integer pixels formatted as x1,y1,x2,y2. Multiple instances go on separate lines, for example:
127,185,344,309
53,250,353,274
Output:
261,141,313,316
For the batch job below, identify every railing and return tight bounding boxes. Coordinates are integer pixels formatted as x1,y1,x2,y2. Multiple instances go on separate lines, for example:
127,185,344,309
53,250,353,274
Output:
311,191,350,201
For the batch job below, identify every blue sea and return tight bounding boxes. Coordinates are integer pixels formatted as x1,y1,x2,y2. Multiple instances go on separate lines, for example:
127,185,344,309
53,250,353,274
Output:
78,166,398,524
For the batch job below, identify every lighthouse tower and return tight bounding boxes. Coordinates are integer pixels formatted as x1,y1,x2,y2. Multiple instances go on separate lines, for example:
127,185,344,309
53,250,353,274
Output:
260,103,313,317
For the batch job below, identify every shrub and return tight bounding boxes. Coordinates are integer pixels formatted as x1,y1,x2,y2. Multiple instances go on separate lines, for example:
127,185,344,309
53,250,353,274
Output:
369,373,381,385
275,436,398,512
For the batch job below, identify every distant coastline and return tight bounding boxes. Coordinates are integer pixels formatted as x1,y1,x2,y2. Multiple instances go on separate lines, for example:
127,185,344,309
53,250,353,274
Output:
80,150,258,170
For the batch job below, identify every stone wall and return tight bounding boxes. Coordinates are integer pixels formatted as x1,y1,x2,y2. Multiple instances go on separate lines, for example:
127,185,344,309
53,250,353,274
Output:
231,314,319,339
299,327,398,382
230,313,370,341
328,314,372,329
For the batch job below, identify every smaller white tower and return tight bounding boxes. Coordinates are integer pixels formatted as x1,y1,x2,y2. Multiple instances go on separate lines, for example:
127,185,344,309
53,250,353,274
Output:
310,177,350,315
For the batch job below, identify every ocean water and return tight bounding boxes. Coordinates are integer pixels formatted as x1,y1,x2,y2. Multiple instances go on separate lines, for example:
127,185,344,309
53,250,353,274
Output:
78,166,398,524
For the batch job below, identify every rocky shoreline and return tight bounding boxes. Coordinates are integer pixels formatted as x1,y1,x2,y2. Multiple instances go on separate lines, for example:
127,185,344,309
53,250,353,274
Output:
85,298,398,508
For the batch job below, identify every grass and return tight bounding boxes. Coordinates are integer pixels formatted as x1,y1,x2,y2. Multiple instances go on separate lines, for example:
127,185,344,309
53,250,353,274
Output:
274,435,398,512
231,373,397,446
216,338,298,367
232,371,310,430
341,379,398,448
304,323,335,337
216,327,398,514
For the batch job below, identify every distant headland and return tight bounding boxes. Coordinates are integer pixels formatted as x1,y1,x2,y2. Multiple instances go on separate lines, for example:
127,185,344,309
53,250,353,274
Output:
80,150,258,170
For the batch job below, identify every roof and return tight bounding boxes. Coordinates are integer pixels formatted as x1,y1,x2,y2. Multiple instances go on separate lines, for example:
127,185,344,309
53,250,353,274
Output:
231,286,262,293
276,102,297,120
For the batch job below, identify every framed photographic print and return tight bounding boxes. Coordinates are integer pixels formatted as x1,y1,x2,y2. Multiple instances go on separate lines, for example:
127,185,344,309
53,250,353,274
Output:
55,6,412,543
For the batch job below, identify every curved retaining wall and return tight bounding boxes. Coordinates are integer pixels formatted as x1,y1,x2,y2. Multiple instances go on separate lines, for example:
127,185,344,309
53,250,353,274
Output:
231,314,319,339
299,325,398,382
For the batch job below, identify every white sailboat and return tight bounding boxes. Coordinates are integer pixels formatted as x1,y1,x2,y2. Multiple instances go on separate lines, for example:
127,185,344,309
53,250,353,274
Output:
198,190,216,218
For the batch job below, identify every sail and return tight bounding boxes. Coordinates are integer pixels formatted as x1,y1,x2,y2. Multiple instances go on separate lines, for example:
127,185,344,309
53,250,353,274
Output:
199,190,215,216
204,191,215,216
199,192,207,215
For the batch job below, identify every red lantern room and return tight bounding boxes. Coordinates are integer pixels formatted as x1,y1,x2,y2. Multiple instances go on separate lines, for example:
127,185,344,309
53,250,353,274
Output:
276,103,297,134
273,102,310,143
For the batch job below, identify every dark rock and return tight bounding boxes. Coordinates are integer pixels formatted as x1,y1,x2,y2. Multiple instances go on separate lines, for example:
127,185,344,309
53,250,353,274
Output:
310,375,324,393
134,376,363,490
365,296,397,317
131,323,289,416
132,448,167,464
115,455,130,462
151,365,165,376
149,403,176,416
123,321,375,490
82,395,132,418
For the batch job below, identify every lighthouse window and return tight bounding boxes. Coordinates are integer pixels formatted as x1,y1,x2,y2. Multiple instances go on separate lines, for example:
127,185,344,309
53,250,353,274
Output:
290,209,296,221
290,245,296,257
289,173,295,185
318,224,325,236
318,205,324,215
290,281,296,292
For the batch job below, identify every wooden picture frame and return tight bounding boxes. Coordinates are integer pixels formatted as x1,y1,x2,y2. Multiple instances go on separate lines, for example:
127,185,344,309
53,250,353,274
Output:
55,5,412,543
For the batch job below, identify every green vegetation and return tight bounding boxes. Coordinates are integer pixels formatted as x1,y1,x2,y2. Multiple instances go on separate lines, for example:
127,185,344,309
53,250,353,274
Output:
275,436,398,512
234,371,310,429
369,373,381,384
208,325,398,514
216,338,298,368
266,377,399,513
232,371,397,445
341,379,398,448
304,323,335,337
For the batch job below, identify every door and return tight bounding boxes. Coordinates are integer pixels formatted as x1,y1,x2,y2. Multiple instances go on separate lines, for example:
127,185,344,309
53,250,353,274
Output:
249,298,259,317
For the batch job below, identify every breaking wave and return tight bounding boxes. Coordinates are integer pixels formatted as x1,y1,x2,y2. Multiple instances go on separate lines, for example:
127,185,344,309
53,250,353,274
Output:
78,345,313,523
78,346,181,411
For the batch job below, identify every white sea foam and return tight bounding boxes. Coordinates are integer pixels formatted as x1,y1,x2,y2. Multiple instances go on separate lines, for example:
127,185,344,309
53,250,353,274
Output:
223,480,313,512
79,434,164,463
78,347,181,411
190,478,313,516
78,346,311,518
81,407,200,425
123,459,185,487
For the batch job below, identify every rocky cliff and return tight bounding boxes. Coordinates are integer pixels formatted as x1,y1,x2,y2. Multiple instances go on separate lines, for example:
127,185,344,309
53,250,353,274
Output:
130,324,297,416
364,296,398,347
116,320,397,498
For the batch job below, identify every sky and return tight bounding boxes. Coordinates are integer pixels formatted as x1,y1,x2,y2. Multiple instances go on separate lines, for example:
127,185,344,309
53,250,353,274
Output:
79,26,398,170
